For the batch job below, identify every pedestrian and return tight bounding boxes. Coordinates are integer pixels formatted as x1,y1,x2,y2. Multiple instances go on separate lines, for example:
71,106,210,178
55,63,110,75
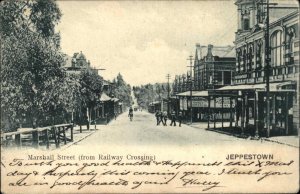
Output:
160,111,165,126
155,110,162,125
170,110,176,126
114,112,117,120
162,111,168,126
178,111,183,127
105,113,109,124
128,107,133,121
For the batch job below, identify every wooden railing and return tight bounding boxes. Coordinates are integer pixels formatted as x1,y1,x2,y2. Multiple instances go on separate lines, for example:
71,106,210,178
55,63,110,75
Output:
1,123,73,149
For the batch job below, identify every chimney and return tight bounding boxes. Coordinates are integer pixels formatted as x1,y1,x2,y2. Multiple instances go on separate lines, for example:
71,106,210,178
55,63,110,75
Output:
195,43,201,60
207,44,213,58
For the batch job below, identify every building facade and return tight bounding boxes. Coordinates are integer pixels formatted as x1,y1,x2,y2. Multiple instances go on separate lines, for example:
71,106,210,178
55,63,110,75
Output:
194,44,236,91
171,44,236,122
232,0,299,136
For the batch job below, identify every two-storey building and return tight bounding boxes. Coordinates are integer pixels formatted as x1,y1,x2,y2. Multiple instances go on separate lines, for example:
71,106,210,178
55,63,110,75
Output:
216,0,299,136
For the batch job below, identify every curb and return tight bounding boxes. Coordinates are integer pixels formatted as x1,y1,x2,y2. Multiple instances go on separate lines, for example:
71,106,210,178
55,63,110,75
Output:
190,125,299,148
261,138,299,148
61,130,97,150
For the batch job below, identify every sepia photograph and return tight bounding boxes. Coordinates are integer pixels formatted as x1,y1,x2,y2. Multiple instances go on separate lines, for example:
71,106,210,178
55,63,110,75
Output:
1,0,299,193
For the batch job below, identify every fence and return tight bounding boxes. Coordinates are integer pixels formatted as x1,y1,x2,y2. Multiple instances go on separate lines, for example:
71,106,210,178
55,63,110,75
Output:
1,123,73,149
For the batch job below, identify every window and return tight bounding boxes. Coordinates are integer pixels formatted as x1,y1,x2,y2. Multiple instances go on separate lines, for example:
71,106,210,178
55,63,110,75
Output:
243,18,250,30
237,50,241,73
271,30,283,67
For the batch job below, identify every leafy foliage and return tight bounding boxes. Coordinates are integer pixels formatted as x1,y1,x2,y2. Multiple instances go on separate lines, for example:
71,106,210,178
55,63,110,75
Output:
0,0,72,131
79,69,103,109
133,83,169,109
112,73,132,107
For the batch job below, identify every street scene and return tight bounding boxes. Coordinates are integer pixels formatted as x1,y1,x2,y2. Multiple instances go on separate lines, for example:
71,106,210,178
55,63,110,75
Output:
1,0,299,193
66,110,298,148
1,0,299,150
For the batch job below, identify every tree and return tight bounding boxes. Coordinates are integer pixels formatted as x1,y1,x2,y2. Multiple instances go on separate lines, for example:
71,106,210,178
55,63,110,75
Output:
0,0,70,131
112,73,132,107
78,69,103,129
132,83,168,110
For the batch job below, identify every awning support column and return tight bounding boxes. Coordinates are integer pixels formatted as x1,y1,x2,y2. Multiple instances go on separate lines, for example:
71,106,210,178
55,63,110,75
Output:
272,93,276,129
245,92,249,126
214,97,216,130
254,91,259,138
235,97,239,127
221,96,224,129
207,96,210,129
241,93,245,136
285,92,289,135
230,97,233,128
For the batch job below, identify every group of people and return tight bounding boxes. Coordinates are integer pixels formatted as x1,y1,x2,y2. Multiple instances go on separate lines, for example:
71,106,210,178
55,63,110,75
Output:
155,110,182,127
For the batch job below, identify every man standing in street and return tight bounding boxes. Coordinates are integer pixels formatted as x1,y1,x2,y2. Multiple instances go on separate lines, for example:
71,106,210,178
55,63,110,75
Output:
178,111,183,127
170,110,176,126
162,111,168,126
155,110,162,125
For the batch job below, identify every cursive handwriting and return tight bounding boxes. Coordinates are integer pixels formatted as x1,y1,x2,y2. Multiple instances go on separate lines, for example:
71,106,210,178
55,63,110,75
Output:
3,158,295,192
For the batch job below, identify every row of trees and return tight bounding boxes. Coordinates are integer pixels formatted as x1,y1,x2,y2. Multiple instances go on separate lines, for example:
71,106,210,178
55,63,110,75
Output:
132,83,169,109
0,0,104,132
111,73,133,108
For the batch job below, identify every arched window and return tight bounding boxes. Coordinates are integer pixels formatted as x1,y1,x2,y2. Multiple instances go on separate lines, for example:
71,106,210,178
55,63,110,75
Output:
243,48,247,72
248,45,253,71
237,49,241,73
256,41,262,68
271,30,283,67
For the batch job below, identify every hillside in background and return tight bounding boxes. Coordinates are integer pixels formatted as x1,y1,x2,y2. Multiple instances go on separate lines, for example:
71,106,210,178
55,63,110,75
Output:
132,83,169,109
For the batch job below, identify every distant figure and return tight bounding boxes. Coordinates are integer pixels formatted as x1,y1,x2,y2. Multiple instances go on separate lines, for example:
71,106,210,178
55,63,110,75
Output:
128,107,133,121
105,113,109,124
178,111,183,127
155,110,162,125
162,111,168,126
170,110,176,126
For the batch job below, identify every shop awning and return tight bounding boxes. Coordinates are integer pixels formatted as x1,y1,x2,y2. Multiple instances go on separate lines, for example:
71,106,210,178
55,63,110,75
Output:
100,93,111,101
111,97,119,102
176,91,209,97
217,81,295,92
149,101,161,105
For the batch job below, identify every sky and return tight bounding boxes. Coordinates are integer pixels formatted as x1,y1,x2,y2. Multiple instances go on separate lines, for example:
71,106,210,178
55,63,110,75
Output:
56,0,238,86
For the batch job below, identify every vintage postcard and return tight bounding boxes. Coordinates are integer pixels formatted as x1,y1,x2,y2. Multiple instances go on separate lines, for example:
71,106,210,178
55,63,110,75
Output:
1,0,299,193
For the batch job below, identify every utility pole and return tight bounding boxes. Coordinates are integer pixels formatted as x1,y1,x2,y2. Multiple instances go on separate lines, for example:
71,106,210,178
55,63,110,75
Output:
187,55,194,124
259,0,277,137
166,74,171,116
265,0,271,138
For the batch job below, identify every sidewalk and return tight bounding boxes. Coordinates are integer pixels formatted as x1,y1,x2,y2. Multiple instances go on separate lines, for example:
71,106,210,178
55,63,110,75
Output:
261,136,299,148
189,122,299,148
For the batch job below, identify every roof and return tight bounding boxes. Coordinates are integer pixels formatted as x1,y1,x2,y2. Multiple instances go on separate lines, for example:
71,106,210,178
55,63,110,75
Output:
176,91,209,97
111,97,119,102
102,80,112,86
76,51,86,60
149,101,161,105
63,55,73,67
195,45,236,59
100,93,111,101
217,81,295,92
222,46,236,58
269,4,299,23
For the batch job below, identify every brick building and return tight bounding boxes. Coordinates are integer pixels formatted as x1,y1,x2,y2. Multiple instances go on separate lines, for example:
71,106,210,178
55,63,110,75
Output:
216,0,299,136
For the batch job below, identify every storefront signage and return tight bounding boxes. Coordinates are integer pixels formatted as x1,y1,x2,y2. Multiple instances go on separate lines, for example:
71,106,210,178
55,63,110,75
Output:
187,97,235,108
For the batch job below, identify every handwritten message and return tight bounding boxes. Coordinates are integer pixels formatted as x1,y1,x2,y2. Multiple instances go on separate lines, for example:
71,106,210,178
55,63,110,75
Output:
1,154,296,193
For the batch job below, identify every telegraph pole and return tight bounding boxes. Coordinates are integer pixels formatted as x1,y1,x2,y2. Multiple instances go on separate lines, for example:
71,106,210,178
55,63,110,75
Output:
166,74,171,116
265,0,271,138
187,55,194,124
259,0,277,137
